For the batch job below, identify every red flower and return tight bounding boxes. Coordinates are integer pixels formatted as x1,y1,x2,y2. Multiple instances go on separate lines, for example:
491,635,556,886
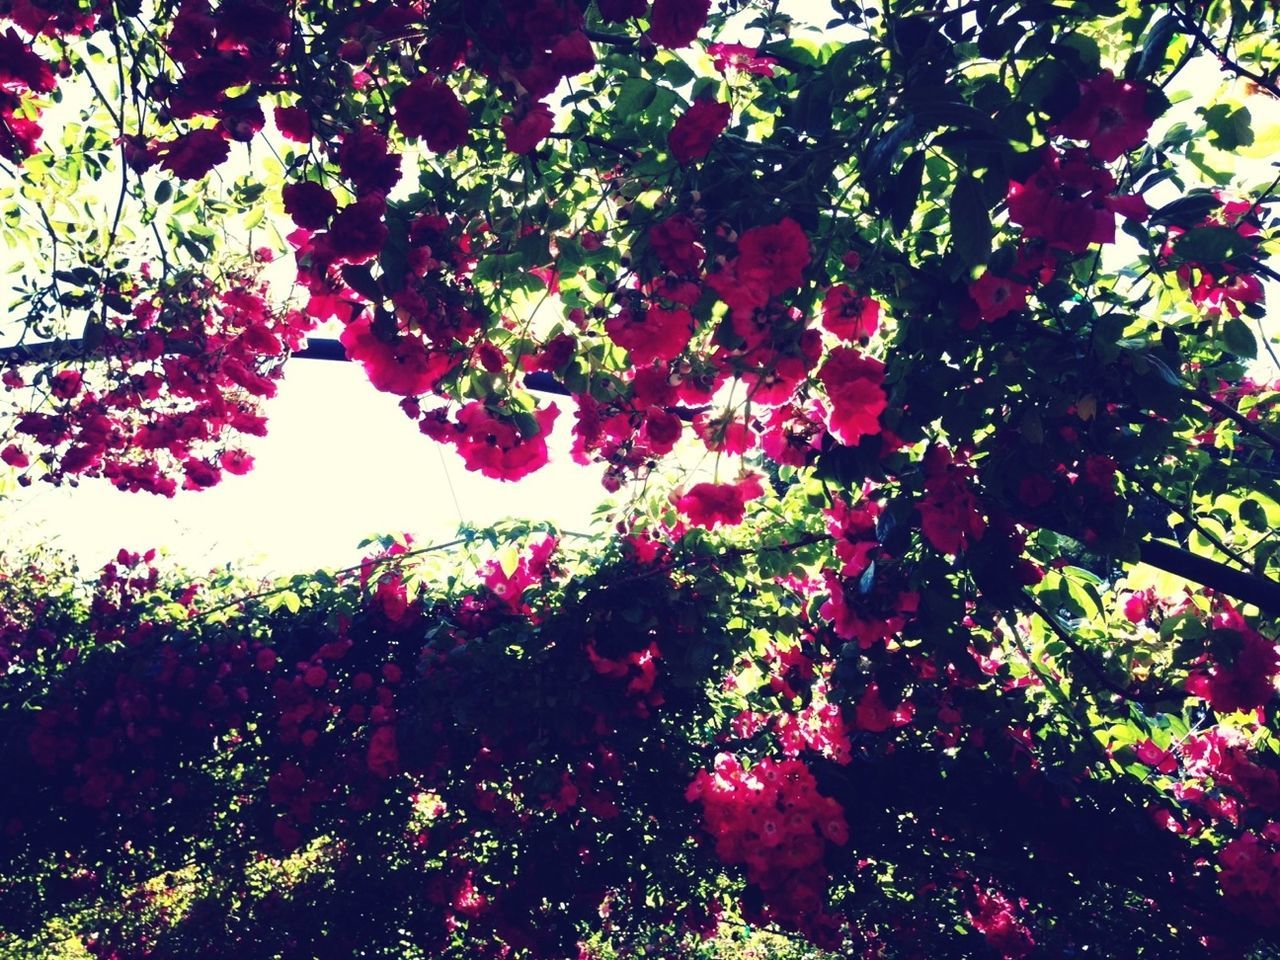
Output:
854,683,914,732
1017,473,1054,508
395,76,470,153
220,449,254,475
668,98,731,165
605,305,695,364
968,888,1036,960
502,101,555,155
337,124,401,196
706,42,777,77
328,198,389,264
649,215,704,275
273,105,312,142
451,402,559,481
1051,70,1154,163
1,444,29,468
1186,605,1279,714
182,458,221,489
641,407,683,454
968,270,1030,322
282,181,337,230
676,473,764,529
737,218,811,297
1007,147,1147,253
693,412,754,454
157,128,229,180
50,369,83,399
340,314,456,396
917,446,986,555
818,347,886,446
367,725,399,778
0,28,56,93
550,31,596,78
821,284,880,340
648,0,710,47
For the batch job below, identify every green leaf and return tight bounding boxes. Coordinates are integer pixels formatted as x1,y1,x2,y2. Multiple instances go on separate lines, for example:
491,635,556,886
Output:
1149,193,1220,227
1222,317,1257,359
949,176,991,267
1134,14,1179,79
1173,226,1245,263
614,78,656,116
1239,497,1267,531
890,151,926,233
1203,103,1254,151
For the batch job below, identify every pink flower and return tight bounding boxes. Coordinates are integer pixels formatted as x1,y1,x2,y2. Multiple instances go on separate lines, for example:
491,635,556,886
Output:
1051,70,1154,163
649,215,704,275
736,218,811,297
366,725,399,778
706,42,777,77
677,474,764,529
282,181,337,230
605,305,695,364
969,271,1030,321
502,101,555,155
274,105,312,142
1007,147,1147,253
917,446,986,555
340,315,457,396
328,198,389,264
821,285,880,340
818,347,886,446
450,402,559,481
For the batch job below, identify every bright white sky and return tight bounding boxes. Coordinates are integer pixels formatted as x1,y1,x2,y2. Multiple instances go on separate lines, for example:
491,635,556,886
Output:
3,5,1279,579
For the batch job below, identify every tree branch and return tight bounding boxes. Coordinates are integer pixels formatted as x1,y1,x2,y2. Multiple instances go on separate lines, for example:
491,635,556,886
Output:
1138,537,1280,615
1175,8,1280,99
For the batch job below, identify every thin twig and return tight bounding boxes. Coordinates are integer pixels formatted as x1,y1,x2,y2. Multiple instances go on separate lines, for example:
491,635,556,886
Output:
1175,7,1280,99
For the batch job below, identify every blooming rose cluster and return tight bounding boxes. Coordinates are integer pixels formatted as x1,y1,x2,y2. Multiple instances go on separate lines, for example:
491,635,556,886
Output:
685,753,848,932
1185,602,1280,715
3,270,312,496
479,534,559,615
1219,829,1280,926
966,71,1155,323
917,445,986,555
967,886,1036,959
0,26,57,160
419,402,560,482
1168,194,1266,318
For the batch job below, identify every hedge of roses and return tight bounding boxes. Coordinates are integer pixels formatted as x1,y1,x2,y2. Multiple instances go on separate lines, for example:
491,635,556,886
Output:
0,517,1277,959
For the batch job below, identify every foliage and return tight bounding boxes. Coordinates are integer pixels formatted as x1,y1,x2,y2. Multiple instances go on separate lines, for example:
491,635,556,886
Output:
3,0,1280,957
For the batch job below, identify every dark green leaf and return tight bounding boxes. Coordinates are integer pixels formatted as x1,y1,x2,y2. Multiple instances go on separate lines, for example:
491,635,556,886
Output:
1222,317,1257,359
1173,226,1245,263
950,176,992,267
1134,14,1179,78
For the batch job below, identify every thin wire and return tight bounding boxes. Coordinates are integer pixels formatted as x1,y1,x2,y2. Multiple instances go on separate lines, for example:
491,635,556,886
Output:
434,443,466,528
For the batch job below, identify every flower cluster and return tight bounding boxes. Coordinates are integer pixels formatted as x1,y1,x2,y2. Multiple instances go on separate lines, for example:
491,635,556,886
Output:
1186,602,1280,715
917,445,987,555
0,26,57,160
685,753,847,933
4,269,312,496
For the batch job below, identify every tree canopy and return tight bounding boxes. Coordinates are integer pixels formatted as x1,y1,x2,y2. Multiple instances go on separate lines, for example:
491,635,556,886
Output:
3,0,1280,957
